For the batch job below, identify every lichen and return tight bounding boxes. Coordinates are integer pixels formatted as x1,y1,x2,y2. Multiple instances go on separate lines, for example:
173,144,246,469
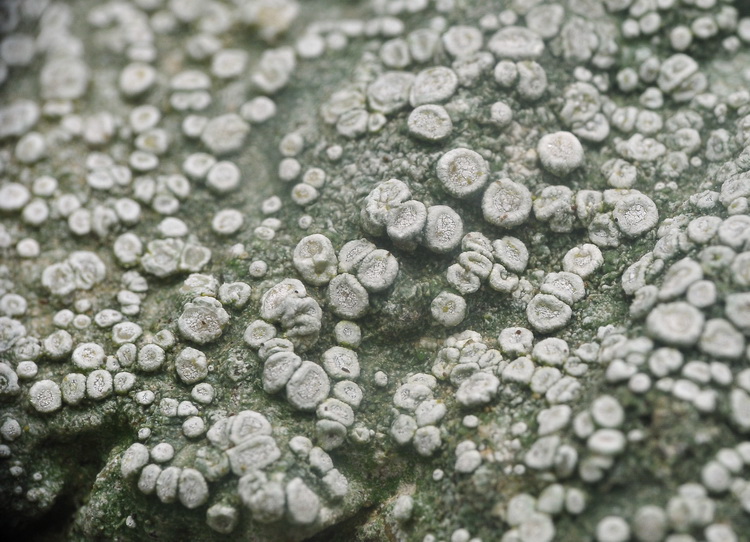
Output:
2,0,750,541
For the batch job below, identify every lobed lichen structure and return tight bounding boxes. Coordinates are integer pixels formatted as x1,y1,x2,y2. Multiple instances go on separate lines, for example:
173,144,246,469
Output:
1,0,750,541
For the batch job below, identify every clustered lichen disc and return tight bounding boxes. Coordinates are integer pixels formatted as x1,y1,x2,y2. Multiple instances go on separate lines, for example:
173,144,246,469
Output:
2,0,750,541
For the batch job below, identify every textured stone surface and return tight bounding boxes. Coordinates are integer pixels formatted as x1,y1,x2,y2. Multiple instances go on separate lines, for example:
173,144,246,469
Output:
2,0,750,541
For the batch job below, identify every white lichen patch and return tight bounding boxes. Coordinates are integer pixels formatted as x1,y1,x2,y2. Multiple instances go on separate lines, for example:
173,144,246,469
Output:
3,0,750,540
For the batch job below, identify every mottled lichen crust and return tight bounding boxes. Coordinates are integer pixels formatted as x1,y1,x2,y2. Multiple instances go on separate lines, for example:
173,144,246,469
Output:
2,0,750,541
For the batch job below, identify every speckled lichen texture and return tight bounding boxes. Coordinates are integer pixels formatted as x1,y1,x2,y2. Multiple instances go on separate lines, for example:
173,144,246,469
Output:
2,0,750,541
